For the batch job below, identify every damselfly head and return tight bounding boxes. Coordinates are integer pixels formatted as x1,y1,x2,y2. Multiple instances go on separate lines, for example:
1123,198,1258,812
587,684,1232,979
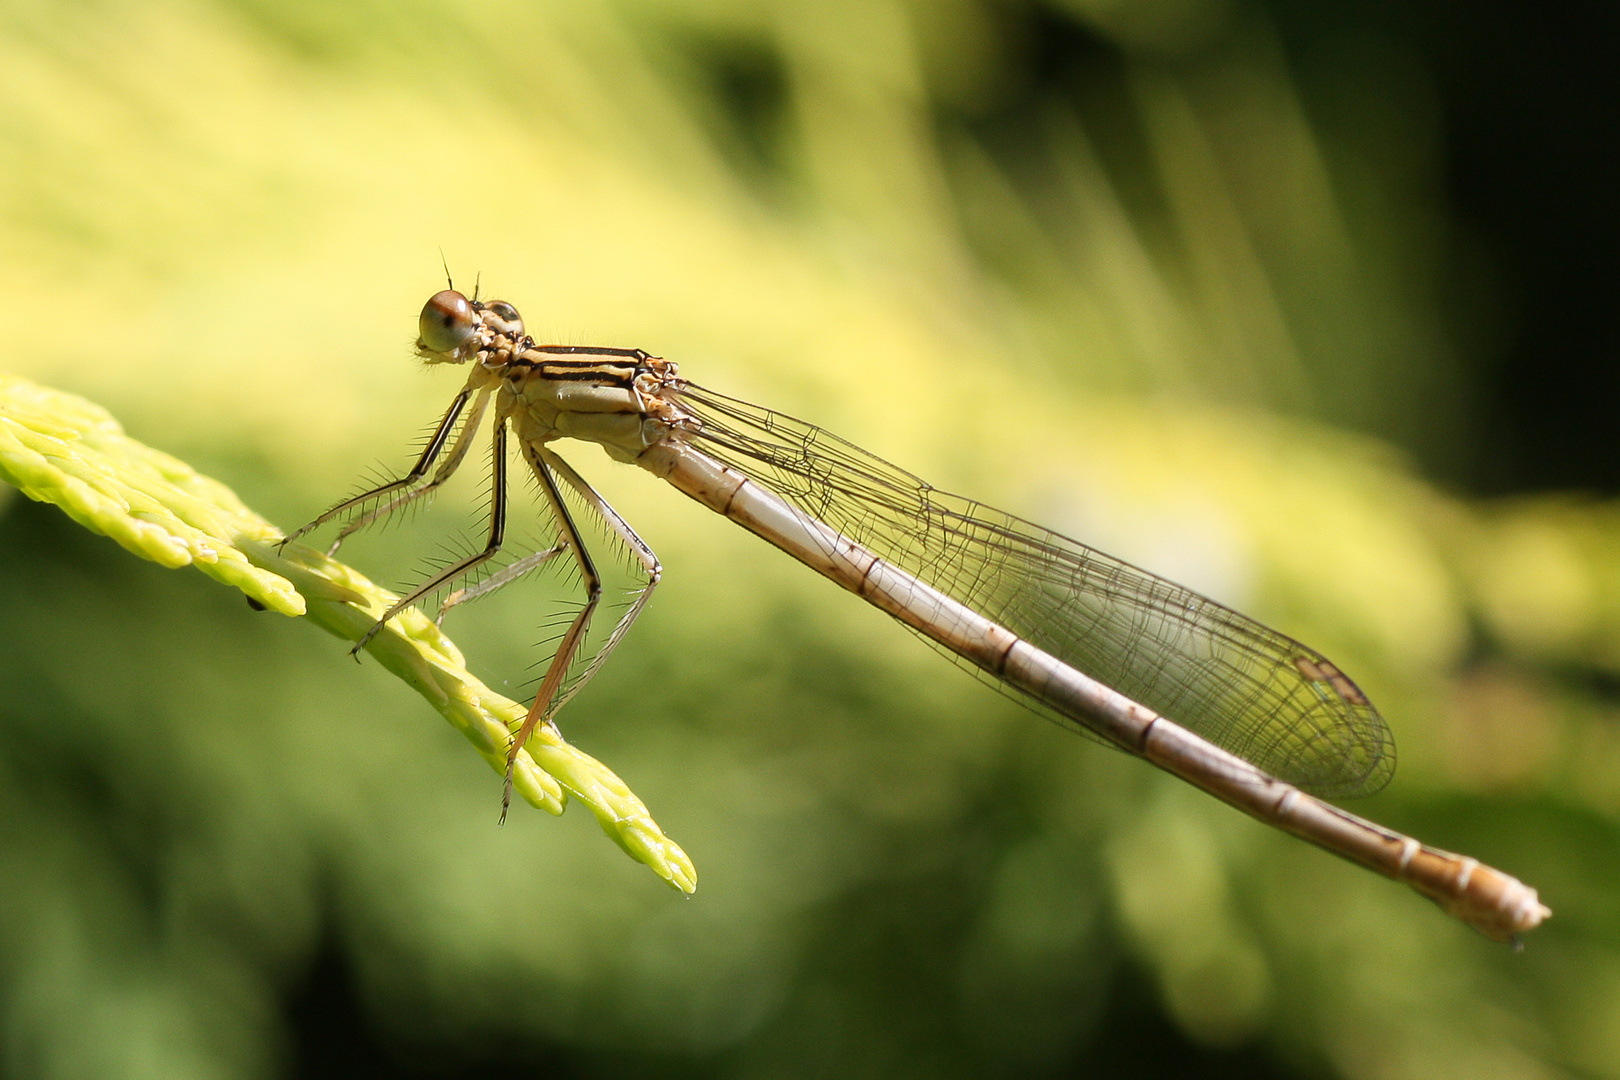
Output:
417,291,528,364
418,289,477,359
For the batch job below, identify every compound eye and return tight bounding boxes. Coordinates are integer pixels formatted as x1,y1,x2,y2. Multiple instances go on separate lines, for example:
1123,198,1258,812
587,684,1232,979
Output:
419,290,476,353
483,300,524,338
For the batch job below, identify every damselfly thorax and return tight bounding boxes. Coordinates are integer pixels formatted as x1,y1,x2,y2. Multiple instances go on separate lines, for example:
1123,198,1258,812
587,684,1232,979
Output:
285,287,1549,944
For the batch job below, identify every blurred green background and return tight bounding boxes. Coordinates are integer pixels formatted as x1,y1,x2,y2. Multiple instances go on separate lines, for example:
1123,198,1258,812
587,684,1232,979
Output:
2,0,1618,1076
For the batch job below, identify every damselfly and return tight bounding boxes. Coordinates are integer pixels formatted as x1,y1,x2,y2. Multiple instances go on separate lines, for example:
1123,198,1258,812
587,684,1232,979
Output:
286,288,1549,942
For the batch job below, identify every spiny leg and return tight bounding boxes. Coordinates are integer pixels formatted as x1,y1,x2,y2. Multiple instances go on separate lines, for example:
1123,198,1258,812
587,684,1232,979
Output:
532,444,662,718
501,448,605,822
323,388,493,556
280,387,479,551
351,417,510,655
434,540,569,625
432,423,658,627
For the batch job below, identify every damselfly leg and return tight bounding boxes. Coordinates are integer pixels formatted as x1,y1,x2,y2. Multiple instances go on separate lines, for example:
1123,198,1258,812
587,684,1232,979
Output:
282,388,481,555
347,417,511,654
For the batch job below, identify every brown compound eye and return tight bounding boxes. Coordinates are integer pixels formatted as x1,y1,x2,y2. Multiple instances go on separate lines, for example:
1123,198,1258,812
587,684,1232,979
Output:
418,289,476,353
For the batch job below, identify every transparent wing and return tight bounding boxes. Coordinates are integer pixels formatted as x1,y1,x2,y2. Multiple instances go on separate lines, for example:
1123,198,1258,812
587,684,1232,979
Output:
672,382,1394,798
